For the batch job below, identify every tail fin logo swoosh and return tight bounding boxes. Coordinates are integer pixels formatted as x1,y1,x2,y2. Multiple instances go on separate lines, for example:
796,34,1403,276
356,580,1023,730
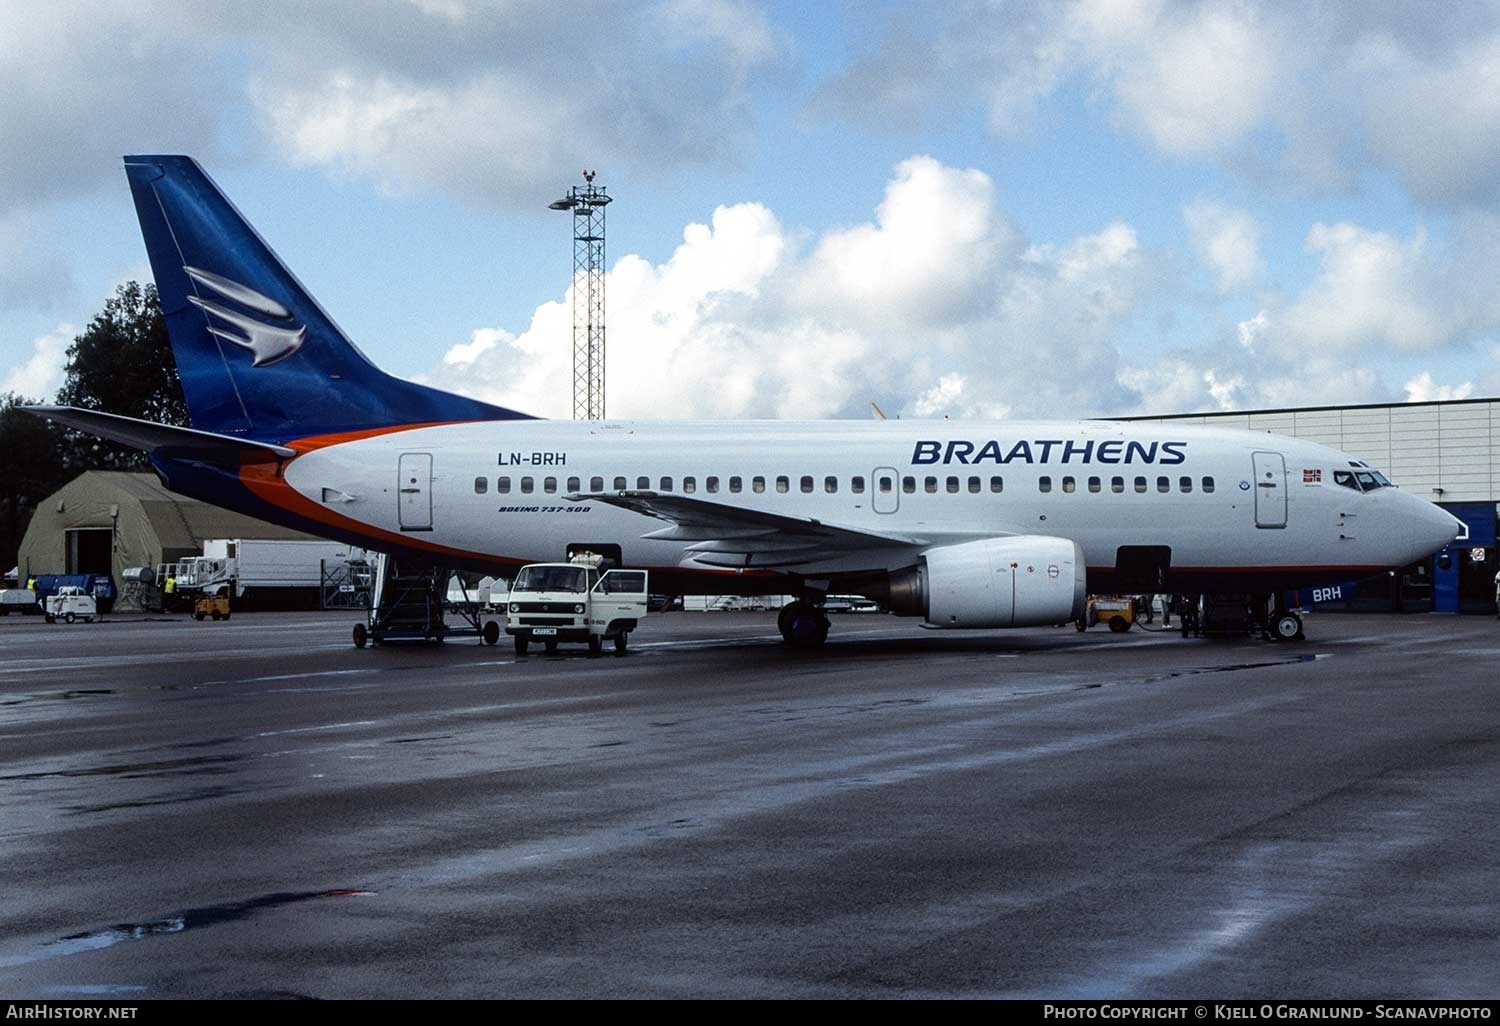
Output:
184,265,307,367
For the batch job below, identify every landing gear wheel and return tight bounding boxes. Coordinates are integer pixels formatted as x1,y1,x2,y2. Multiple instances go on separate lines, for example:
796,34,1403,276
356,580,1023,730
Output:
1271,611,1304,641
778,601,830,648
588,636,603,658
482,620,500,646
1108,615,1129,633
64,612,75,624
615,633,628,656
544,640,559,655
352,623,368,649
515,636,529,656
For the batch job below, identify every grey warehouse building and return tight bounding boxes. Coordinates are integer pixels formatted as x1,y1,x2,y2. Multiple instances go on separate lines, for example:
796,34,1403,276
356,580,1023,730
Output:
1128,396,1500,614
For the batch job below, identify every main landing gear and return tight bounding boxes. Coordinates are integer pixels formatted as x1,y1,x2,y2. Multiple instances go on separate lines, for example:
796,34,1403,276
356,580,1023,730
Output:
777,599,830,649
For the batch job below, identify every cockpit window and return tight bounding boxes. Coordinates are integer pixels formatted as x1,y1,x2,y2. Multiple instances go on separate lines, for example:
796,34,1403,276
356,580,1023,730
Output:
1334,467,1394,493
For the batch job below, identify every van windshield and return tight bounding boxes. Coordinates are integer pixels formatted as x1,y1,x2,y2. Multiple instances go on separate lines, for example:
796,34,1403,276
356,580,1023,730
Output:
513,566,588,593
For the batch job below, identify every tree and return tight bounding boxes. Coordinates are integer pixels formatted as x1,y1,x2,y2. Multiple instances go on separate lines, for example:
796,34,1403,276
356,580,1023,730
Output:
0,392,70,575
55,281,189,471
0,282,188,571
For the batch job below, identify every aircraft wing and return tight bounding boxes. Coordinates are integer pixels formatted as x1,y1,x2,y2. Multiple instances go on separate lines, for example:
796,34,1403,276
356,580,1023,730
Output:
566,490,927,568
22,405,296,460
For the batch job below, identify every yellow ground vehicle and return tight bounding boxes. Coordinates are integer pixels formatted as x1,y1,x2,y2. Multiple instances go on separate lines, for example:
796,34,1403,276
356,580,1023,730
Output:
1076,595,1137,633
193,594,232,621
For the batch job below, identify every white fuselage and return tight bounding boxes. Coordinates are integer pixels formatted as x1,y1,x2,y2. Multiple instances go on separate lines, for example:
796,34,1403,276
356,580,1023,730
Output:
278,419,1460,594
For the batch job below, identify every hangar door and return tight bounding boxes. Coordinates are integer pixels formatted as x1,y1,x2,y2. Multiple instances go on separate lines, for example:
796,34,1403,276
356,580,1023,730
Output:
398,452,433,532
1252,451,1286,529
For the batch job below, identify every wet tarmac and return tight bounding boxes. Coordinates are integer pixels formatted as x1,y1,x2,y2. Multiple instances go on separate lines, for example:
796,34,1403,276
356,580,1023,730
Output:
1,609,1497,998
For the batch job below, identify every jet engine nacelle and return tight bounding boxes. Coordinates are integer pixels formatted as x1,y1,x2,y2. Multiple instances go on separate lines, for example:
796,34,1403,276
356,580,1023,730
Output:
887,536,1087,628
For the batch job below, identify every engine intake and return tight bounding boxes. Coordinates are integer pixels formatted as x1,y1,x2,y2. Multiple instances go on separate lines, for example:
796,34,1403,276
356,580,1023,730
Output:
886,536,1087,628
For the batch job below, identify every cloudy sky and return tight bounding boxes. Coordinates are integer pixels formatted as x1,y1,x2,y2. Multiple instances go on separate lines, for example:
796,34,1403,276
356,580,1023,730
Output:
3,0,1499,420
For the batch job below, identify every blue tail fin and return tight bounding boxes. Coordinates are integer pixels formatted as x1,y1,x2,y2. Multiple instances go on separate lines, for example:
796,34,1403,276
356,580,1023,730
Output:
123,155,531,441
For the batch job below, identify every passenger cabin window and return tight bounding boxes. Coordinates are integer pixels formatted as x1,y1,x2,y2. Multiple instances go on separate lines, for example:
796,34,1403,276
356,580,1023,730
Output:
498,477,511,494
683,476,696,494
924,476,938,494
474,477,488,495
612,476,626,490
544,476,557,494
567,476,580,492
1179,476,1192,493
636,476,649,490
1111,476,1124,493
660,476,674,491
1088,477,1101,493
990,476,1003,493
1062,476,1076,493
521,477,534,494
852,476,866,494
946,476,959,494
1202,477,1215,493
968,476,980,494
902,476,916,494
878,475,893,493
1039,476,1052,493
707,476,719,493
753,476,766,493
729,476,742,493
1134,477,1147,493
1156,476,1169,493
591,476,604,491
824,476,838,493
800,476,814,493
776,476,790,493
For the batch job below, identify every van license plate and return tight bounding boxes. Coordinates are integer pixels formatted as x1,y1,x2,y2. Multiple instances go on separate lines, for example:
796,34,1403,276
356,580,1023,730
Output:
531,628,557,636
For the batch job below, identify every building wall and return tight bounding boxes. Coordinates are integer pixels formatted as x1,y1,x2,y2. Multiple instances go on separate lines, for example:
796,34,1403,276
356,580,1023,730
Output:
1130,398,1499,504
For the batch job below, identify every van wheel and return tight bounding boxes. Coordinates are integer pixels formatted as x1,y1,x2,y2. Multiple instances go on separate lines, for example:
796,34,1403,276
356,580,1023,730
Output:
352,623,368,649
515,636,529,656
482,620,500,646
588,636,603,657
615,633,628,655
544,640,559,655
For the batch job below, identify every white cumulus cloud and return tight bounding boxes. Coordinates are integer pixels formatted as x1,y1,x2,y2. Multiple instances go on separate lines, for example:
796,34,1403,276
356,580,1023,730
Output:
420,157,1152,421
1403,372,1475,404
1,325,73,399
1184,200,1263,294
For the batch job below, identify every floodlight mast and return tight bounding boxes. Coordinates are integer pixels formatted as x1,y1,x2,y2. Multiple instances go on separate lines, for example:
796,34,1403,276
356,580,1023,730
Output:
548,170,612,420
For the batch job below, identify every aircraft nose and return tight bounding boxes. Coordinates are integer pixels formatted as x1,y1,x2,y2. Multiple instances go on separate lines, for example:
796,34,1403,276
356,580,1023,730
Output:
1414,498,1464,555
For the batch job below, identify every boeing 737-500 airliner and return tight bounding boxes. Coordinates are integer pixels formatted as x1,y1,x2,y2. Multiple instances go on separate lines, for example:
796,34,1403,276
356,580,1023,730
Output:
26,156,1462,647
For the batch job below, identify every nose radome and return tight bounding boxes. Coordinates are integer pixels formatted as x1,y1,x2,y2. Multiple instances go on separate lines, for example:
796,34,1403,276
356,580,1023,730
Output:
1420,501,1464,553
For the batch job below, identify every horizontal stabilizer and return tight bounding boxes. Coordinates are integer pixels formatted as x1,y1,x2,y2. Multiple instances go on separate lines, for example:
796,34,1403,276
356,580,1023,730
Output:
23,405,295,460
